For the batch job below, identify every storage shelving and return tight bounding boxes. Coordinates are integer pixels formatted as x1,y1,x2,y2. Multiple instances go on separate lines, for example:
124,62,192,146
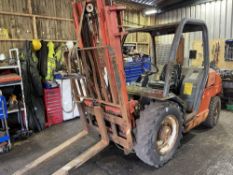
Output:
0,48,28,130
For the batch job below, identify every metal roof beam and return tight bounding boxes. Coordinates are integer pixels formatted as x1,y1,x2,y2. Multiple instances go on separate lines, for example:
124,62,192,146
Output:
115,0,154,7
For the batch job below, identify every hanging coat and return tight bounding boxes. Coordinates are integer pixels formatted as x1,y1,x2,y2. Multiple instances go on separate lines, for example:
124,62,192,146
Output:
45,41,56,81
21,41,45,131
37,40,48,78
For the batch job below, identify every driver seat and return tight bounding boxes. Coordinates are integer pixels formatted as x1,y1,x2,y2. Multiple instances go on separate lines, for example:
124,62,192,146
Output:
148,64,182,94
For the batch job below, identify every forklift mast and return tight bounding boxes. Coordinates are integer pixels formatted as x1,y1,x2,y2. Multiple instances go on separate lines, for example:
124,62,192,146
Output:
71,0,134,151
13,2,136,174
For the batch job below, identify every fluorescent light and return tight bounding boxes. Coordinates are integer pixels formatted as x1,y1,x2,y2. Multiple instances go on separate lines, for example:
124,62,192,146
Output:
144,8,159,15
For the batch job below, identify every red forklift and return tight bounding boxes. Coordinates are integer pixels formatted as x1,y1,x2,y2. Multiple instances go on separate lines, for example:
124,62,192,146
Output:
14,0,222,174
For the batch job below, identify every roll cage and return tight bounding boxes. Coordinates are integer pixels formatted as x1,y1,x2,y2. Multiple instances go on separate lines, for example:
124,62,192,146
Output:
123,18,210,113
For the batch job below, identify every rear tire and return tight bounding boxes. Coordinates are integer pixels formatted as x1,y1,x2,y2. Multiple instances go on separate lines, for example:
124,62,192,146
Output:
134,102,183,167
202,96,221,128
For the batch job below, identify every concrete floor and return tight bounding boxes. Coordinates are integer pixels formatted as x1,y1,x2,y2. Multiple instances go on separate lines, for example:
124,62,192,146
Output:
1,111,233,175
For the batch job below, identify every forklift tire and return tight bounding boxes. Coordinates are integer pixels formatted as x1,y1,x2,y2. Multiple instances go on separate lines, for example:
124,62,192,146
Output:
134,102,183,167
202,96,221,128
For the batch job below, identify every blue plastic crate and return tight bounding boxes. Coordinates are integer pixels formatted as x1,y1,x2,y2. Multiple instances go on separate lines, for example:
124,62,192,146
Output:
124,56,151,83
0,135,10,143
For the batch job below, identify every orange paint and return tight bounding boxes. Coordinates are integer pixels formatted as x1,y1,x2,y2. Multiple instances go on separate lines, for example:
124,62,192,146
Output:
185,70,222,132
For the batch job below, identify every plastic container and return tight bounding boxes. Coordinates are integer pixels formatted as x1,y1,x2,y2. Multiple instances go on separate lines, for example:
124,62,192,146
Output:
226,104,233,111
56,79,79,121
0,95,11,152
124,56,151,83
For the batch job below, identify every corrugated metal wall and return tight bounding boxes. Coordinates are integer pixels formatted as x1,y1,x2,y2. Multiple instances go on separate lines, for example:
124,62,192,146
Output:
154,0,233,68
156,0,233,40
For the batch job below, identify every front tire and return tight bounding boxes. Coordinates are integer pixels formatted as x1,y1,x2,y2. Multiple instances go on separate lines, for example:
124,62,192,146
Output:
134,102,183,167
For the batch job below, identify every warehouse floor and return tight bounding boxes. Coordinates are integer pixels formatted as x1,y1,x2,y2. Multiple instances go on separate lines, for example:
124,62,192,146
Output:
0,111,233,175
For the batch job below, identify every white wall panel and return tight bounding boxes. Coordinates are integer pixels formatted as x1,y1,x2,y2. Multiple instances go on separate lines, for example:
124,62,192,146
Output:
220,0,227,38
156,0,233,40
225,0,232,39
207,2,214,39
214,1,221,38
171,10,177,22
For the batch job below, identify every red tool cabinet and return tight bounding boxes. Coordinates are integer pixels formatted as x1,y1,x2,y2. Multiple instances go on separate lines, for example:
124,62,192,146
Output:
43,88,63,127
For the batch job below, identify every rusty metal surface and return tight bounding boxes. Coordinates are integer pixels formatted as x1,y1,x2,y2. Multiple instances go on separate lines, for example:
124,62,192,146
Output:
184,110,209,132
127,85,175,100
70,0,134,154
83,104,130,149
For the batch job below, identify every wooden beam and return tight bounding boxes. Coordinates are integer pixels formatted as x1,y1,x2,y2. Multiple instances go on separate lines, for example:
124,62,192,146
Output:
27,0,32,14
13,130,88,175
36,15,73,22
32,16,38,39
0,11,73,22
53,141,108,175
0,39,28,42
0,39,76,42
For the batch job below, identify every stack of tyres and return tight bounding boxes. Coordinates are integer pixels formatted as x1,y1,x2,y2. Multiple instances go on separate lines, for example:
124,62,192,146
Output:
0,95,11,153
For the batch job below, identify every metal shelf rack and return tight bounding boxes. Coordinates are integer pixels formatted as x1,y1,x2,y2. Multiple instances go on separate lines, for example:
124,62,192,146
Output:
0,48,28,130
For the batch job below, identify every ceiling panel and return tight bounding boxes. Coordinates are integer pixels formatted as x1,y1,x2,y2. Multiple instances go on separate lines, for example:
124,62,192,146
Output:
130,0,155,6
122,0,187,8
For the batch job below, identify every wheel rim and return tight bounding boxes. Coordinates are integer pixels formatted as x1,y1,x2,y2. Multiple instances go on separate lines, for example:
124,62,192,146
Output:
156,115,179,155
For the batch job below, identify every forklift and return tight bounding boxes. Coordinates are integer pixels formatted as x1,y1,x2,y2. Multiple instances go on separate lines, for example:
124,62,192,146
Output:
14,0,222,174
124,23,222,166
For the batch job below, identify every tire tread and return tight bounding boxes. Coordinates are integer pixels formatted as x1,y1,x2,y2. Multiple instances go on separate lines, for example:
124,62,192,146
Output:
134,101,183,167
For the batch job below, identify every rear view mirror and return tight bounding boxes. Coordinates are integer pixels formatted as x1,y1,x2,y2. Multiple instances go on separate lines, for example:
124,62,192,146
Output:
189,50,197,59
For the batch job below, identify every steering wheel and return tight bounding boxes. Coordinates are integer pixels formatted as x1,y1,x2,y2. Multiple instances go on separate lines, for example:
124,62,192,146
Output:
142,63,159,77
135,64,159,87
